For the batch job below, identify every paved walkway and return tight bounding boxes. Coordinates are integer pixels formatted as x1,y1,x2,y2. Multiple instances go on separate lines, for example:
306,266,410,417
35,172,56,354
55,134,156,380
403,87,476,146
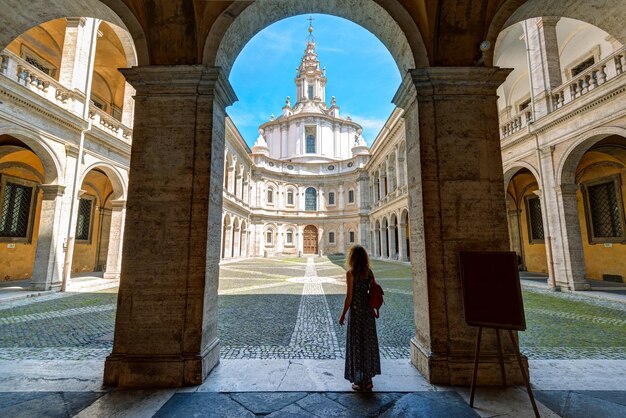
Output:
0,358,624,416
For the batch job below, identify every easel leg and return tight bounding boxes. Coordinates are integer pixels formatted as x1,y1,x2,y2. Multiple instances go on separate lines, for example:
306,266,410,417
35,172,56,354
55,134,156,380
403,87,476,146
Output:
469,327,483,408
496,329,507,387
507,330,540,418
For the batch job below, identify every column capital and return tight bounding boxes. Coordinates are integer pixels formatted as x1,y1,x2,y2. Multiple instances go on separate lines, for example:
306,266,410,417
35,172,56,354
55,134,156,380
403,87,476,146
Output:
65,17,87,28
120,65,238,108
537,16,560,28
38,184,65,200
110,199,126,210
401,67,512,100
558,183,580,195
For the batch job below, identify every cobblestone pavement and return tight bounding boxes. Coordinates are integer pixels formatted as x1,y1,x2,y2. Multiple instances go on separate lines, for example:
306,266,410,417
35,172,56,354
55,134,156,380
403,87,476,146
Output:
0,257,624,361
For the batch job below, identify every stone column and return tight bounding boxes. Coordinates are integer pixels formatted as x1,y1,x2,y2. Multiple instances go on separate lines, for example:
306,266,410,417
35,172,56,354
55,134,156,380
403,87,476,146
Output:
318,185,324,211
388,224,397,259
381,223,389,259
554,184,589,290
359,216,369,253
524,17,562,117
104,66,237,387
394,67,527,385
103,200,126,279
58,18,97,92
121,82,136,127
538,150,589,290
224,225,233,259
507,208,524,268
232,227,241,258
338,223,345,253
31,185,66,291
398,221,408,262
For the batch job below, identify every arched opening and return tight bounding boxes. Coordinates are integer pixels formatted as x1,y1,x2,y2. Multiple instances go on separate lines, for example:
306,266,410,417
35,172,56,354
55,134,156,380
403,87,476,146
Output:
69,165,126,280
559,134,626,285
390,213,399,259
221,214,231,260
505,167,549,276
401,209,410,262
0,135,45,284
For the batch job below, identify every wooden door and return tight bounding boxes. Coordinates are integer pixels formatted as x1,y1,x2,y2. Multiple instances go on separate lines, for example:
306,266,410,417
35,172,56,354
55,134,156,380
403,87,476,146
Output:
303,225,318,254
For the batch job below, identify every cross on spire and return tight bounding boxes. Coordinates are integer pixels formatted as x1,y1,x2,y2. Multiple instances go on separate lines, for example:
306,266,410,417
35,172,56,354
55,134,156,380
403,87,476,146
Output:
307,16,315,41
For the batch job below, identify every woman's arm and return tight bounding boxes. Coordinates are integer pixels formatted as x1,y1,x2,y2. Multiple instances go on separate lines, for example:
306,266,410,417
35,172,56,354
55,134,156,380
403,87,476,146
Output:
339,271,354,326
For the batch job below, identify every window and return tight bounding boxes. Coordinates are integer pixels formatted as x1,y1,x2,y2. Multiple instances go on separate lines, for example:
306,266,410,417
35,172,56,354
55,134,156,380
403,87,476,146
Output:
305,187,317,211
349,230,355,243
571,56,595,77
308,85,314,99
287,190,294,206
286,231,293,245
21,45,56,77
348,190,355,204
266,231,273,245
76,197,94,242
267,188,274,204
524,195,544,243
328,192,335,205
0,177,36,241
583,176,625,243
329,231,335,244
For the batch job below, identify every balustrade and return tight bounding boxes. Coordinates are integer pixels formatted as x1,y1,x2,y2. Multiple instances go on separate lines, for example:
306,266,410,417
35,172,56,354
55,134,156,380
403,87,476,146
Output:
500,47,626,140
1,49,133,145
550,47,625,111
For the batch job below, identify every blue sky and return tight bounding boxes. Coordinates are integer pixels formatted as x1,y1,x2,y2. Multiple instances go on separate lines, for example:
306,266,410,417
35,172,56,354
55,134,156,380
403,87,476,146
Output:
227,14,402,147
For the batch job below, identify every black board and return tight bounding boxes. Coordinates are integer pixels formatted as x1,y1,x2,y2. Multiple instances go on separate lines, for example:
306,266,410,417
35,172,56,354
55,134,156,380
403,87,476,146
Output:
458,251,526,331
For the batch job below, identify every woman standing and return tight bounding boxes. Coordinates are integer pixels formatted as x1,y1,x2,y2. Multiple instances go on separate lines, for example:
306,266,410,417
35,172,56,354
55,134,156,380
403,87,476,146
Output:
339,245,381,391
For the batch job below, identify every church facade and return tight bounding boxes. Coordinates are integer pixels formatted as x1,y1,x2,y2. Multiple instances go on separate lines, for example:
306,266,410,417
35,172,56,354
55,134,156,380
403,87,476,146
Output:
220,26,408,259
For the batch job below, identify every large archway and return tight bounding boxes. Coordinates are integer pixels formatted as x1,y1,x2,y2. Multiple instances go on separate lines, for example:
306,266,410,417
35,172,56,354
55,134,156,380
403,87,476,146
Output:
102,0,539,389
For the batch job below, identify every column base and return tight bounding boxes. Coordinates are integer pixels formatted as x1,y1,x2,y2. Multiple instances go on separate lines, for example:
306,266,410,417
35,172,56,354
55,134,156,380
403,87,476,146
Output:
102,272,120,280
103,338,220,387
29,280,61,291
410,337,528,386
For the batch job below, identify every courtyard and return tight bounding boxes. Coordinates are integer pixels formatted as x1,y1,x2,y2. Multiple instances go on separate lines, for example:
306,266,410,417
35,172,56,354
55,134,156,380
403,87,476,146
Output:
1,257,624,362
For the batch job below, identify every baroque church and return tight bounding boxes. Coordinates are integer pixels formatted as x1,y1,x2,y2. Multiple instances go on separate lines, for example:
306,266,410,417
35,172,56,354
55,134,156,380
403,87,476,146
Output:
220,24,409,260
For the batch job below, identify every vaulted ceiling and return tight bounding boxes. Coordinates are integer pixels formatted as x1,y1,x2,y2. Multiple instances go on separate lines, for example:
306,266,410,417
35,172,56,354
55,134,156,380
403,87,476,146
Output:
0,0,623,69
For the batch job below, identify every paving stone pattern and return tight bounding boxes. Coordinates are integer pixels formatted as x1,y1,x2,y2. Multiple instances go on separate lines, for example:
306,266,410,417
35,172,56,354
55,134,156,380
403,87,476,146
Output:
0,257,624,361
154,391,480,417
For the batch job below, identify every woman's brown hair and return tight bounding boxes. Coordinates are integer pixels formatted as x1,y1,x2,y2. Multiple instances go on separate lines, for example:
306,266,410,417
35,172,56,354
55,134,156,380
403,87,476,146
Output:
346,245,371,279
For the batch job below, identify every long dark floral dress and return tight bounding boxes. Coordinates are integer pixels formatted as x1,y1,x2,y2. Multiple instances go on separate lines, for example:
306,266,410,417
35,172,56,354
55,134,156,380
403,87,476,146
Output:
344,269,381,384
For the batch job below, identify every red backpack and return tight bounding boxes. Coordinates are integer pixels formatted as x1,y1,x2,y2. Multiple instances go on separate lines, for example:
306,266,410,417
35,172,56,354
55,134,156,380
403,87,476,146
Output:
368,272,384,318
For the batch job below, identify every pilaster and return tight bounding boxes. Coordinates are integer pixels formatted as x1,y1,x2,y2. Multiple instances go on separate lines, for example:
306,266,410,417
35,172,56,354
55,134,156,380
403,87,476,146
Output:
31,184,66,291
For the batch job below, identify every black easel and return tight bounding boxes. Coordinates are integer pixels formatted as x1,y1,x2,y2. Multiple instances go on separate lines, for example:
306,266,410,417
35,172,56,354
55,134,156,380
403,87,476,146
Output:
469,326,540,418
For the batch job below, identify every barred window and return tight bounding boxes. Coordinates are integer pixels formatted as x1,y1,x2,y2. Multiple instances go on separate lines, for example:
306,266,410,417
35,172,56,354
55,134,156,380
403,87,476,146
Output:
1,179,35,240
75,198,94,242
525,195,544,243
267,188,274,204
266,231,273,244
287,190,294,206
349,231,355,243
583,177,625,243
348,190,355,203
328,192,335,205
286,231,293,244
329,231,335,244
305,187,317,211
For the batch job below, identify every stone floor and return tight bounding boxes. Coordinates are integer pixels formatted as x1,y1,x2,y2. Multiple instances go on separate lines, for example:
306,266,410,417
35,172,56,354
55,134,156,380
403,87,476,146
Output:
0,257,625,416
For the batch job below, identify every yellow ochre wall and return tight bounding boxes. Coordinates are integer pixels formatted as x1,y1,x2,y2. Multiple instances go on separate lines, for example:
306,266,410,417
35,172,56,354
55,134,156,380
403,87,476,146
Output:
0,150,43,281
71,170,113,273
575,152,626,281
508,171,549,274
